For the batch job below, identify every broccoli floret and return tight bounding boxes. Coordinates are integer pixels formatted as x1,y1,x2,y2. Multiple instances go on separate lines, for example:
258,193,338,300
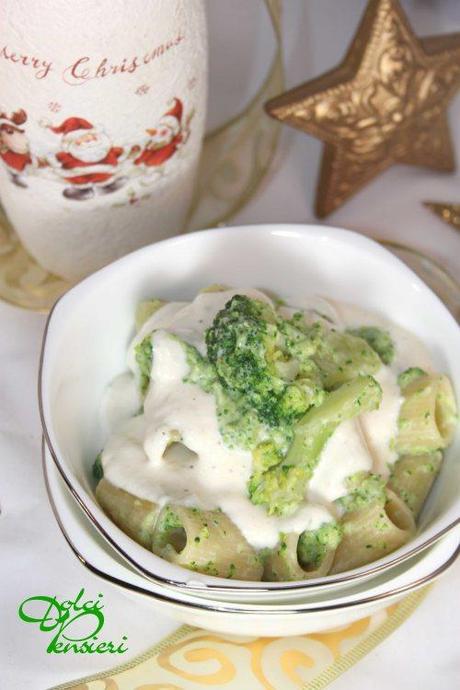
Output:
205,295,321,427
278,318,322,365
249,376,382,515
278,320,326,405
297,522,343,569
135,335,153,394
206,295,283,425
180,296,384,518
182,339,218,392
248,463,308,516
336,471,386,513
182,338,270,449
397,367,427,391
252,441,284,475
348,326,395,365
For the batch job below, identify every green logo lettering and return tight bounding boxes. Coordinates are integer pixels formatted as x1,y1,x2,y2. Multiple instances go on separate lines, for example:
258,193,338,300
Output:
18,589,128,655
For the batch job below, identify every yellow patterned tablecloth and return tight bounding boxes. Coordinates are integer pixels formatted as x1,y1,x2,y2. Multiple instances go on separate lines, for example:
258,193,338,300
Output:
52,586,430,690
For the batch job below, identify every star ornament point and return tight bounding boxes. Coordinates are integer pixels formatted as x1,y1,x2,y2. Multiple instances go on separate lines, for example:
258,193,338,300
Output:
266,0,460,217
424,201,460,233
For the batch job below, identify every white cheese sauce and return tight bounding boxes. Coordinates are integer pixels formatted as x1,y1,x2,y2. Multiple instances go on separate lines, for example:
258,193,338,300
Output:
307,419,372,505
104,328,333,550
332,300,434,477
101,372,141,433
358,366,401,477
101,291,434,550
129,288,273,362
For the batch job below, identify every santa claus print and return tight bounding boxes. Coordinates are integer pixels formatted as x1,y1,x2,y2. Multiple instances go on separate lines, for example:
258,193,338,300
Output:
44,117,127,200
133,98,193,169
0,98,194,201
0,109,32,188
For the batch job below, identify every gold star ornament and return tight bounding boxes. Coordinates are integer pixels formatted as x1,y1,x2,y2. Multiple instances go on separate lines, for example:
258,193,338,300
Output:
265,0,460,217
424,202,460,233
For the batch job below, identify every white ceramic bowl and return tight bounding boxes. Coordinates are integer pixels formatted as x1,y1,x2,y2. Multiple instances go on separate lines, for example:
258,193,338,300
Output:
39,224,460,600
43,440,460,636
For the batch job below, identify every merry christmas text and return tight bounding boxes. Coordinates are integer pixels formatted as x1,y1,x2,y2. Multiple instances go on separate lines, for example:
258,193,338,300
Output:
0,33,185,86
0,45,52,79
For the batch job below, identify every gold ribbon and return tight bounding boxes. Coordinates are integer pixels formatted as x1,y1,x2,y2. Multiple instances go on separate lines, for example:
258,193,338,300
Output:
187,0,283,231
0,0,284,312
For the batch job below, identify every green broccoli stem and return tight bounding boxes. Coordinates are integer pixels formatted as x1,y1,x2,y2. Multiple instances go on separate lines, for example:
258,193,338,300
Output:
285,374,382,466
250,375,382,516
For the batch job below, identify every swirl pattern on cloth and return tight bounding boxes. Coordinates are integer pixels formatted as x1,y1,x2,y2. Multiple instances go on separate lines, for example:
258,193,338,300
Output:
51,587,430,690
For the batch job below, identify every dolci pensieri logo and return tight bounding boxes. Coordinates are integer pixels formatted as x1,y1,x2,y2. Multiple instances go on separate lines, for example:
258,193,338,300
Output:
18,588,128,654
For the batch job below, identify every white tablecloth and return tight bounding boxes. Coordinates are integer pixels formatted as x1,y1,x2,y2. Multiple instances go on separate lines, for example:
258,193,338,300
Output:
1,1,459,688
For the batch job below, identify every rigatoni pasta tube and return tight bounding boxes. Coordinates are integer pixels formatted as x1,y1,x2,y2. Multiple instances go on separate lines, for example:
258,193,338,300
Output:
331,490,415,574
95,478,160,549
395,374,457,455
135,298,165,331
263,527,339,582
152,505,263,581
388,452,443,518
312,330,382,389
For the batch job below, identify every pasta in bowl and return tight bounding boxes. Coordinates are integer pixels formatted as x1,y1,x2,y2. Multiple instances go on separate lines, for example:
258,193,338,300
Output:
93,286,458,582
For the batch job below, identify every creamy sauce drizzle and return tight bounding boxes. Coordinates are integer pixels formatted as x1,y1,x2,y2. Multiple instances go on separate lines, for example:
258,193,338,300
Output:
333,300,434,478
307,419,372,505
101,290,433,550
102,372,141,433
